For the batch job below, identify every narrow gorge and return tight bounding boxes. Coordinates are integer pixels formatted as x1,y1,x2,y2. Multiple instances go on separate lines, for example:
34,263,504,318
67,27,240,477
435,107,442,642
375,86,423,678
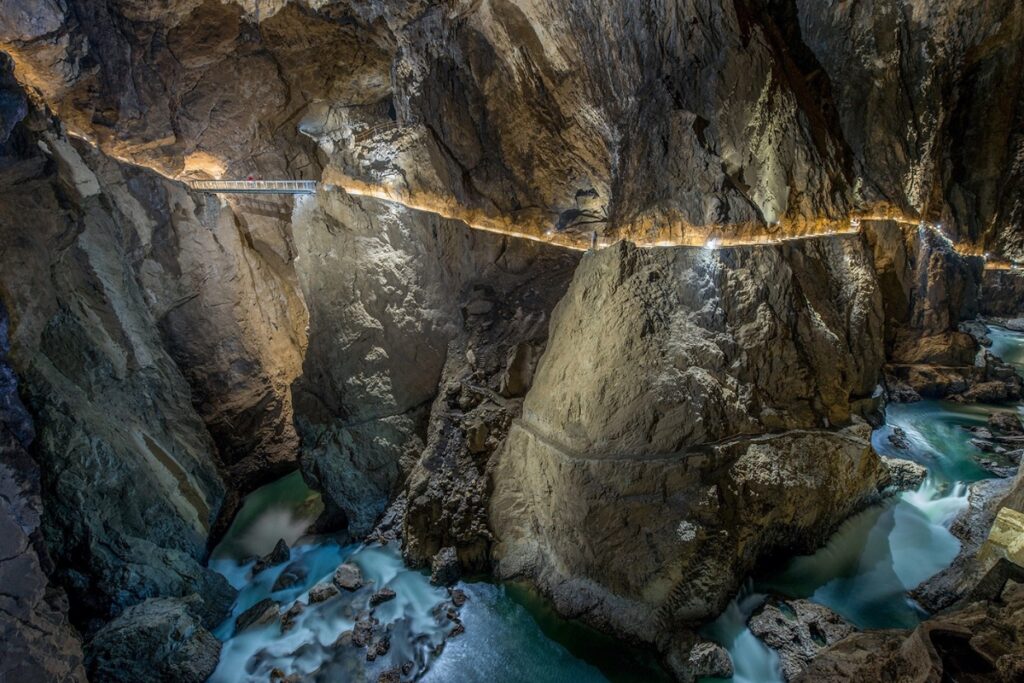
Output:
1,1,1023,682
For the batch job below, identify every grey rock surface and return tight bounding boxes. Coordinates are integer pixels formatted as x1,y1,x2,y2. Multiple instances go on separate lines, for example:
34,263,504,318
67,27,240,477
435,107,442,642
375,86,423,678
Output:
86,596,221,683
749,599,854,680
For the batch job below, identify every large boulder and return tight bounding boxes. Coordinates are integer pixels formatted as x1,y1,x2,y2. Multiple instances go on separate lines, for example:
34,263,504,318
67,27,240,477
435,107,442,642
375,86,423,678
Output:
749,600,854,680
85,596,221,683
491,239,889,641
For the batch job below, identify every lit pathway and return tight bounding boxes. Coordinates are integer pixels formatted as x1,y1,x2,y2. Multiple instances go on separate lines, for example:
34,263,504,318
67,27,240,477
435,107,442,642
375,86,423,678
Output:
190,179,317,195
188,177,1020,271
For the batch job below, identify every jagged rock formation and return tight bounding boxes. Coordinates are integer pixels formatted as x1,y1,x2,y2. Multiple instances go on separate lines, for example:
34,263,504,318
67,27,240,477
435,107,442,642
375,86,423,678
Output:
85,596,221,683
290,189,578,537
0,0,1020,253
489,238,890,646
0,300,87,682
0,105,237,631
749,599,854,681
864,221,1023,402
796,581,1024,682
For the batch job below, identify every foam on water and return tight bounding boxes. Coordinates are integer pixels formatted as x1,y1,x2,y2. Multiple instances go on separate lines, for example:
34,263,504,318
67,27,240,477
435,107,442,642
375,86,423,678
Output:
700,587,782,683
207,473,665,683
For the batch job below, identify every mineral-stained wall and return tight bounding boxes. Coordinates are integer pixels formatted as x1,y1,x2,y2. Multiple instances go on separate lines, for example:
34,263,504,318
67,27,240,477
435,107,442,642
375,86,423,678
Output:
0,73,305,674
0,0,1020,254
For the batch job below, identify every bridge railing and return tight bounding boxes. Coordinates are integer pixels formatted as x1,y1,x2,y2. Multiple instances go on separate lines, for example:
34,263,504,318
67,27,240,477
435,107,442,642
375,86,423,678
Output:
189,180,318,195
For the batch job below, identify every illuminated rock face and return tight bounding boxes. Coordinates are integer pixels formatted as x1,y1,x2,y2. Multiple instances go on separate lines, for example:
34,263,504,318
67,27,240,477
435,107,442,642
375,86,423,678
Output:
0,0,1020,255
489,238,890,639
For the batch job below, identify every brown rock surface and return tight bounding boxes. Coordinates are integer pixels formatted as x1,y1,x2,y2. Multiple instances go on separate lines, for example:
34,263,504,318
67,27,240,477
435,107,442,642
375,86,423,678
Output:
797,582,1024,683
490,239,890,640
1,1,1020,254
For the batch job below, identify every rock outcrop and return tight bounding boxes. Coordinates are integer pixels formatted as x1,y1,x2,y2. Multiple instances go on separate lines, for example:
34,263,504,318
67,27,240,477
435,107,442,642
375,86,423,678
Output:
0,300,87,682
85,596,221,683
1,1,1020,254
0,76,235,633
797,581,1024,683
291,190,578,537
864,221,1023,402
749,599,854,681
490,238,890,645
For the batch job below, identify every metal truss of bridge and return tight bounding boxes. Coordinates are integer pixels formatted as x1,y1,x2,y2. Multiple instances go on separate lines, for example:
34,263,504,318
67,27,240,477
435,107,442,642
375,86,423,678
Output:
190,179,317,195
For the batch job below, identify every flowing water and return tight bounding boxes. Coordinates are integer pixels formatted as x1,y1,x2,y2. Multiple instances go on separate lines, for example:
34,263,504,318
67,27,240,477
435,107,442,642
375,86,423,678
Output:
208,472,668,683
209,327,1024,683
987,324,1024,375
703,324,1024,682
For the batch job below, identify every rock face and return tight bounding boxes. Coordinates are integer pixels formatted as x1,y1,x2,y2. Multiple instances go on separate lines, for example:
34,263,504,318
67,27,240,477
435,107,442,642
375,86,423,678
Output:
490,238,890,642
797,582,1024,683
291,189,578,537
0,301,87,682
1,1,1020,255
85,596,221,683
0,112,237,628
864,221,1023,402
981,270,1024,319
749,599,854,681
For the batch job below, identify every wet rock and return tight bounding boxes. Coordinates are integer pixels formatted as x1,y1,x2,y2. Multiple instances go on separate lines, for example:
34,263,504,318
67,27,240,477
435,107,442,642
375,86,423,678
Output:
971,438,1001,454
308,583,338,604
234,598,279,633
333,563,363,592
369,588,397,607
366,635,391,661
887,426,911,449
253,539,291,576
281,602,304,633
377,668,401,683
271,561,308,592
430,547,461,586
270,668,302,683
749,599,854,680
85,596,220,683
351,618,376,648
882,457,928,491
797,583,1024,682
989,412,1024,435
964,380,1018,404
687,641,733,680
450,589,468,607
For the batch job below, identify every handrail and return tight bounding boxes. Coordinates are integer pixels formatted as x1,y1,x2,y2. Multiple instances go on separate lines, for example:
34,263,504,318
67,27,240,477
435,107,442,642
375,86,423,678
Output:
189,180,317,195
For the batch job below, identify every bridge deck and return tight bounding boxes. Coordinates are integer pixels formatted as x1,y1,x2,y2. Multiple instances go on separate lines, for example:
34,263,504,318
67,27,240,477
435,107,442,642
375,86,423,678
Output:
190,180,317,195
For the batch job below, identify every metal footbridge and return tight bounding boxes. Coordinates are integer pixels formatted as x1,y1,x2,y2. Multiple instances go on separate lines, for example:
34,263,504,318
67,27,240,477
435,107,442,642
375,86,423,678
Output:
190,180,317,195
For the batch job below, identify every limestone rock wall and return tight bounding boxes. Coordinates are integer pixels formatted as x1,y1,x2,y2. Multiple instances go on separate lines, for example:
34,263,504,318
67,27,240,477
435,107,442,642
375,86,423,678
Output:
489,238,890,642
1,0,1020,254
0,299,87,683
290,190,577,536
0,113,236,628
